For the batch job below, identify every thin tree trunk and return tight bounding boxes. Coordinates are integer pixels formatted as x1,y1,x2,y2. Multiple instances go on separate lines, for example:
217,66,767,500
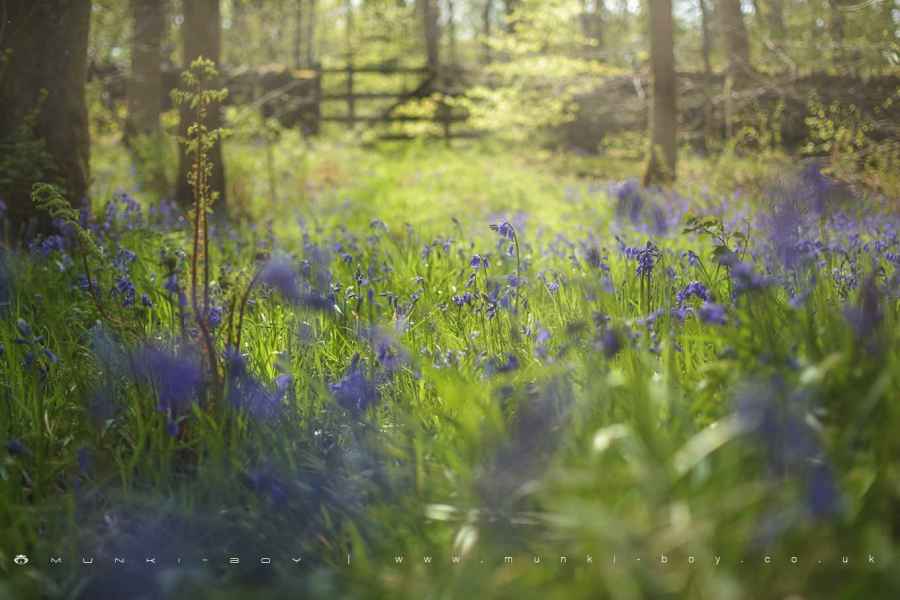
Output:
719,0,750,77
644,0,677,185
0,0,92,239
699,0,715,150
305,0,317,67
719,0,750,139
175,0,226,216
482,0,494,64
128,0,165,140
418,0,440,72
504,0,520,32
448,0,458,67
293,0,304,68
828,0,845,66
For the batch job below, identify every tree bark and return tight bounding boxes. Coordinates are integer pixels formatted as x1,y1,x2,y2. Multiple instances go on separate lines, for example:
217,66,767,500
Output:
175,0,227,215
0,0,92,239
643,0,677,185
127,0,165,139
828,0,845,66
293,0,304,69
418,0,440,72
305,0,317,67
482,0,494,64
719,0,750,138
699,0,715,149
504,0,520,32
719,0,750,77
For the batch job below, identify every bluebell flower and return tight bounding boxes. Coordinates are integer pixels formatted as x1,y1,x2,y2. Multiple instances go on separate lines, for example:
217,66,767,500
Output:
224,348,285,420
77,446,94,477
489,222,516,241
730,261,769,294
807,462,840,518
844,276,883,352
452,292,474,307
676,281,710,304
132,346,203,424
329,354,379,415
470,254,489,270
599,328,622,358
612,179,643,224
698,302,727,325
245,463,290,507
140,293,153,308
258,254,301,303
113,249,137,272
486,354,519,376
15,318,32,340
113,276,136,307
206,306,223,328
5,439,29,457
683,250,702,268
163,273,180,295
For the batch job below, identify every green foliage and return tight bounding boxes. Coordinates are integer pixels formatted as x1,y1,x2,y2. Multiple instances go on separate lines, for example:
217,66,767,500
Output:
0,83,59,199
804,91,900,195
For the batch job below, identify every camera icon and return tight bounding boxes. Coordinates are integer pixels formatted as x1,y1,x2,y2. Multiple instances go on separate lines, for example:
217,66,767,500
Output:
13,554,29,566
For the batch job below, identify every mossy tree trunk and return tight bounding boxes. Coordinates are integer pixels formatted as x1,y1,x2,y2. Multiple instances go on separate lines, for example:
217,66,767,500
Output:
175,0,227,217
0,0,92,240
643,0,677,185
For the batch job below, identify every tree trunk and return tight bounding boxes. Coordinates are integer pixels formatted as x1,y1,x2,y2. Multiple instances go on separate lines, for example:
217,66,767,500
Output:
447,0,458,67
418,0,440,72
482,0,494,64
580,0,604,51
719,0,750,77
305,0,317,67
0,0,92,240
127,0,165,140
765,0,785,41
719,0,750,138
699,0,715,150
643,0,677,185
293,0,304,69
175,0,227,216
504,0,520,32
828,0,845,67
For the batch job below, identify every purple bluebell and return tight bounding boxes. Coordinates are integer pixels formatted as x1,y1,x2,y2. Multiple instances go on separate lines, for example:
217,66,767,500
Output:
683,250,702,268
141,293,153,308
676,281,710,304
77,446,94,477
599,328,622,358
224,348,286,420
452,292,474,307
329,354,379,415
698,302,727,325
730,261,769,294
113,249,137,272
245,463,290,506
844,276,883,351
470,254,489,270
489,221,516,241
132,346,203,423
258,254,301,303
113,276,136,307
206,306,223,328
163,273,179,295
5,439,29,456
